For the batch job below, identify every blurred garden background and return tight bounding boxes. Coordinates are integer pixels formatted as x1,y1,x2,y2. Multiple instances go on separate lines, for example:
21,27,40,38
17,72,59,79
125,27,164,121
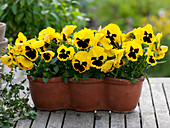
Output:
0,0,170,77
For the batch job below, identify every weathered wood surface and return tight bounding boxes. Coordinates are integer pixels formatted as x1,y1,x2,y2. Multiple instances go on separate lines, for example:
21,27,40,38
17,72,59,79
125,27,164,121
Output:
2,66,170,128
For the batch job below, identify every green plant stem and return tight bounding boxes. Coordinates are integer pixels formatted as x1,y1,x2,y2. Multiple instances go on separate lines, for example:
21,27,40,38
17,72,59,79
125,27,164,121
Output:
114,68,119,78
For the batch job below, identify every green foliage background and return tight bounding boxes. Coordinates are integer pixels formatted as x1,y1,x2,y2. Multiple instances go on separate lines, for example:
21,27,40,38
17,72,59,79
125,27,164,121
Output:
81,0,170,77
0,0,88,41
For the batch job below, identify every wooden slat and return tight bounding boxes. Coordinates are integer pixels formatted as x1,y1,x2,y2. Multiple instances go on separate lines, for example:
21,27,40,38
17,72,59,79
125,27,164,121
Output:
15,119,32,128
31,110,50,128
163,83,170,115
111,112,124,128
47,110,65,128
95,111,109,128
63,110,94,128
144,78,170,84
126,106,140,128
139,83,157,128
150,83,170,127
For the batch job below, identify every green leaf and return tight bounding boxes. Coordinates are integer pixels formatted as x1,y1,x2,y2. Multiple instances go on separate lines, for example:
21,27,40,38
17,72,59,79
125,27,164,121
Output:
27,0,34,5
62,70,72,77
21,79,26,84
12,4,17,15
13,116,20,121
83,71,92,79
20,0,25,7
63,77,68,84
17,12,24,21
50,12,59,22
15,90,19,94
8,119,14,124
54,65,59,73
20,86,25,90
0,4,8,10
50,57,58,64
24,112,29,116
142,72,150,85
43,77,49,84
130,78,137,84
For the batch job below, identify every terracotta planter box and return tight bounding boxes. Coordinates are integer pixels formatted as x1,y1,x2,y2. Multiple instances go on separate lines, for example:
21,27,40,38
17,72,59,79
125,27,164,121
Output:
28,76,144,112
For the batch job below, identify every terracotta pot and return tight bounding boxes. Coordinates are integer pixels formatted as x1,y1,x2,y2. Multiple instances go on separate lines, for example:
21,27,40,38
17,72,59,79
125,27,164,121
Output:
28,76,71,111
0,22,6,42
105,77,144,112
0,38,8,73
69,78,107,111
28,76,144,112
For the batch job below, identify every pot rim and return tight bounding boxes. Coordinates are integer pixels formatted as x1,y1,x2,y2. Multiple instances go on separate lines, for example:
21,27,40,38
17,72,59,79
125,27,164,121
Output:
0,22,6,27
0,38,8,44
104,76,145,85
27,75,63,83
28,75,144,84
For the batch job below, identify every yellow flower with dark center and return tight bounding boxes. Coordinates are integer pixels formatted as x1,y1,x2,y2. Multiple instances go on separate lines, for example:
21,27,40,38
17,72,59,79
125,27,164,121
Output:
72,51,90,73
16,56,33,70
88,46,107,69
142,24,155,45
15,32,27,45
73,28,94,49
125,41,143,61
61,25,77,42
92,33,105,46
153,33,168,60
57,45,75,61
101,60,115,73
122,27,143,43
114,49,125,68
0,56,14,69
41,51,55,62
146,48,157,66
49,33,61,45
23,43,38,61
38,27,55,41
99,23,122,49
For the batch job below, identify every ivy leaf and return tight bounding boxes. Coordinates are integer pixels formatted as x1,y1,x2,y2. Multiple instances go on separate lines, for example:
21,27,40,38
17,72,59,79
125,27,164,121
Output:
12,4,17,15
63,77,68,84
13,116,20,121
54,65,59,73
62,70,72,78
43,77,49,84
8,119,14,124
50,57,58,64
130,78,137,84
83,71,92,79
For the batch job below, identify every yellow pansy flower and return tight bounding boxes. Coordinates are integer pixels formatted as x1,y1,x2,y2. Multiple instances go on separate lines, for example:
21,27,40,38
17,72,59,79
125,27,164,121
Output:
49,33,61,45
153,33,168,60
99,23,122,49
57,45,75,61
41,51,55,62
0,56,14,69
88,46,107,69
145,48,157,66
23,43,38,61
125,41,143,61
16,56,33,70
122,27,143,43
72,51,90,73
15,32,27,45
38,27,55,40
114,49,125,68
73,28,94,49
61,25,77,42
142,24,155,45
101,60,115,73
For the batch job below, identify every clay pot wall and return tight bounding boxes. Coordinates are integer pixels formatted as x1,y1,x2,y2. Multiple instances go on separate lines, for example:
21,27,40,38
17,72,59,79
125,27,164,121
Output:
28,76,144,112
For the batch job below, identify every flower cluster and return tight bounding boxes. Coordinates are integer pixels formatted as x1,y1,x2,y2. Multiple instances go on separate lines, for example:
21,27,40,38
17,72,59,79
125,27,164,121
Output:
0,23,168,82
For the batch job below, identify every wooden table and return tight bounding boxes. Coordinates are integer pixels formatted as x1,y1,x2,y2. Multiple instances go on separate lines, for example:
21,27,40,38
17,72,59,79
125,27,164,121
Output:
9,77,170,128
